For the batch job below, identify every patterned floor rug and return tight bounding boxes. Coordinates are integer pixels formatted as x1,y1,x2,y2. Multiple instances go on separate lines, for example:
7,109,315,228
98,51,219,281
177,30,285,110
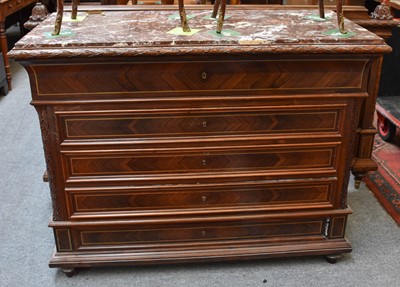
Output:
363,131,400,225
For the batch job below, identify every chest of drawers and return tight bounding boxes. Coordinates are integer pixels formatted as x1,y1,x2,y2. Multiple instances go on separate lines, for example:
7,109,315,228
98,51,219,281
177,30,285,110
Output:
10,8,390,275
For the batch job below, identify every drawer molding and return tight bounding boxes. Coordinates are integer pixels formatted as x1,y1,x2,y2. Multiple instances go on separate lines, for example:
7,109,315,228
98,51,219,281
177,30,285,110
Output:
32,59,369,96
79,221,324,246
49,207,352,227
65,147,336,178
61,110,340,140
69,182,334,215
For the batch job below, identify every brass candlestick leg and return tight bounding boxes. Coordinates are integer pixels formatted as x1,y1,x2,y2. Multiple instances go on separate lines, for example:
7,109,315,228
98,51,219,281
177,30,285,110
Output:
71,0,80,20
339,12,346,34
181,10,191,32
318,0,325,19
178,0,190,32
52,0,64,35
336,0,347,34
216,0,226,34
212,0,221,18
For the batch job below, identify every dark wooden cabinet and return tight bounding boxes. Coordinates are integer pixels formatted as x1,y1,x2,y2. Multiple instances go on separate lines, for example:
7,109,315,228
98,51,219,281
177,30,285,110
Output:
10,7,390,275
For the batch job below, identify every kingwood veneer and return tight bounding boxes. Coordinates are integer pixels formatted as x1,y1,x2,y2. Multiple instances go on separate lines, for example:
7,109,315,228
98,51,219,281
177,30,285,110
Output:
10,8,390,276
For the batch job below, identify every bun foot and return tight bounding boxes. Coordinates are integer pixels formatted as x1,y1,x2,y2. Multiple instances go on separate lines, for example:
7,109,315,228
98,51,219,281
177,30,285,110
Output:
325,254,342,264
61,268,79,277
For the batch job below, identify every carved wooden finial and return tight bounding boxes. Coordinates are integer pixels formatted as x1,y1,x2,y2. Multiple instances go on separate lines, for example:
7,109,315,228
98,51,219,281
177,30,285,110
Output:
24,2,49,31
371,0,394,20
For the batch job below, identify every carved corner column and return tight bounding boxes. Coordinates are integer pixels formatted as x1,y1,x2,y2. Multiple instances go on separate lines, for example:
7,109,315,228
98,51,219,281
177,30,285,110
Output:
35,105,68,221
35,105,74,273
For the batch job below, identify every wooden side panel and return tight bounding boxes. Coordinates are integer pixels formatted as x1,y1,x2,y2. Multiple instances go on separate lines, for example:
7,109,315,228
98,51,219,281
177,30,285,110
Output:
54,229,73,252
329,216,347,239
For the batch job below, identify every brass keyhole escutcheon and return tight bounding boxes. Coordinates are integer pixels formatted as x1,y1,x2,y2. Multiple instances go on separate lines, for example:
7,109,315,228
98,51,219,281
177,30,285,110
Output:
202,159,207,166
202,195,207,202
202,121,207,128
202,230,206,237
202,72,207,80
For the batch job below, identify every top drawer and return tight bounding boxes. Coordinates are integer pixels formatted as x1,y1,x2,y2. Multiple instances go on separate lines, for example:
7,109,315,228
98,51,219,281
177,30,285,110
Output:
31,59,368,96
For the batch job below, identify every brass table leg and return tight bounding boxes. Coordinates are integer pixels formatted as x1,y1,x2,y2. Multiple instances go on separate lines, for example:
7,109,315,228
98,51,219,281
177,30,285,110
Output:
52,0,64,36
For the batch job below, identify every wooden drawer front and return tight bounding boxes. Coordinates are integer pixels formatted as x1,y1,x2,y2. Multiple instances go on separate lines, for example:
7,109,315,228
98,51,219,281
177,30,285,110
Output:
33,59,367,95
61,109,340,140
65,147,335,178
69,181,334,215
78,220,324,247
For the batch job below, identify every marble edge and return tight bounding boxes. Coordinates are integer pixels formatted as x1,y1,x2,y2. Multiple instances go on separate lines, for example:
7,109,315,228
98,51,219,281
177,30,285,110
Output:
353,19,400,28
9,43,392,60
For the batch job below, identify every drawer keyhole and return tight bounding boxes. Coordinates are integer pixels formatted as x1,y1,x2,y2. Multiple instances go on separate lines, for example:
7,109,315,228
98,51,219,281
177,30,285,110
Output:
201,72,207,80
202,121,207,128
201,230,206,237
202,159,207,166
202,195,207,202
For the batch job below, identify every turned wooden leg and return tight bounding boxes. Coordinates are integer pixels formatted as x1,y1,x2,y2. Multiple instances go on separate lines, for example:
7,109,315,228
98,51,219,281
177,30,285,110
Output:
325,254,342,264
61,267,79,277
0,20,11,91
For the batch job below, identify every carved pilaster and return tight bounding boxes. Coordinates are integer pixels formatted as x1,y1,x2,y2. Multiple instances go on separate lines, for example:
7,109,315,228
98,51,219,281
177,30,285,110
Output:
36,106,64,221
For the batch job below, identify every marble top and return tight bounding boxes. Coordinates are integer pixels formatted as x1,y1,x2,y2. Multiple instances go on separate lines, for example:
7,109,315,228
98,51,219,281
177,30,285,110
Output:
10,9,391,59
